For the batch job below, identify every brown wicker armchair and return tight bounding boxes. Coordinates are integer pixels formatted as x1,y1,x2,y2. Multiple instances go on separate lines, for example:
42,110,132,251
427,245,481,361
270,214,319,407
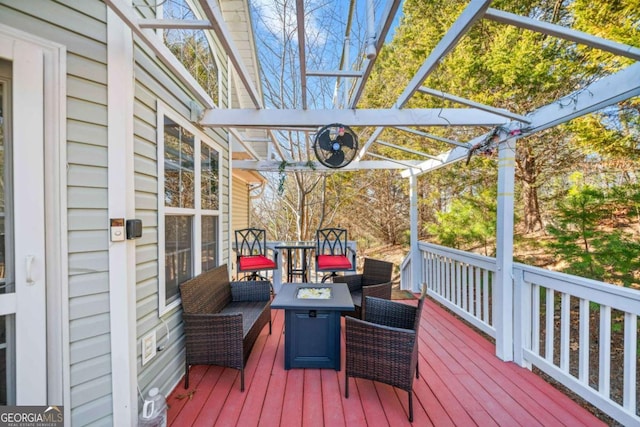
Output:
345,295,425,422
333,257,393,319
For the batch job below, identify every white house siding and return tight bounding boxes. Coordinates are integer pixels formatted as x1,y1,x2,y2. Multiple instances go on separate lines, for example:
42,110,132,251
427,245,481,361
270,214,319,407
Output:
231,176,250,277
0,0,237,424
0,1,114,425
130,1,233,410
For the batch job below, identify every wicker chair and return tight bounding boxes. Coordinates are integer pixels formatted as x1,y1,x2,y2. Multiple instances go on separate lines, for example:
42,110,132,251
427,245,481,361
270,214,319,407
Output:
345,295,425,422
333,257,393,319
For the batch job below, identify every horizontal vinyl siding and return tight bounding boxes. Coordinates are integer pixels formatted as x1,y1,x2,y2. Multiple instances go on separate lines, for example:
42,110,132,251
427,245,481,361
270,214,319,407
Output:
0,1,114,425
131,24,234,398
231,176,250,277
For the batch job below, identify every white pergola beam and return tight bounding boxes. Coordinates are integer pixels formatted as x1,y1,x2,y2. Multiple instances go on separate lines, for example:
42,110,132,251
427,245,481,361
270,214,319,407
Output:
485,8,640,61
139,19,212,29
200,108,509,128
198,0,263,109
232,160,423,171
418,87,531,123
523,62,640,135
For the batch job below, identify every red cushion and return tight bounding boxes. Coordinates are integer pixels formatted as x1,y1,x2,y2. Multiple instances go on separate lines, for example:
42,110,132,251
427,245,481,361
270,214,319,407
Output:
239,255,276,271
317,254,352,270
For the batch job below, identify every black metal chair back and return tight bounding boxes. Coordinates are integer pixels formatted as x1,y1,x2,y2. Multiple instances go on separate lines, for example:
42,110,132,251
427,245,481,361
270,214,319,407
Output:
235,228,268,257
234,228,276,281
316,227,348,256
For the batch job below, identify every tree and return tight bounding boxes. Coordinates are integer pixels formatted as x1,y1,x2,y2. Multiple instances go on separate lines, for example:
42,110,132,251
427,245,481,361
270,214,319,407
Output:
546,173,640,285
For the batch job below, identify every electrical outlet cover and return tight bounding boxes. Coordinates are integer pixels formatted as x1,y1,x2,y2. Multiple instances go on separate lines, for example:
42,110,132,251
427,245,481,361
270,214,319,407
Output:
142,331,156,365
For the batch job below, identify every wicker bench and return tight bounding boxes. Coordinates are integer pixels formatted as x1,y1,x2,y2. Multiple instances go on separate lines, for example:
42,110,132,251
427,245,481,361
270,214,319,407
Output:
179,264,271,391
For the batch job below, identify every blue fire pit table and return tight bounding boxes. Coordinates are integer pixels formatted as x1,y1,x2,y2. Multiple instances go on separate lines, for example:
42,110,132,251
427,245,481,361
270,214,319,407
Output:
271,282,354,370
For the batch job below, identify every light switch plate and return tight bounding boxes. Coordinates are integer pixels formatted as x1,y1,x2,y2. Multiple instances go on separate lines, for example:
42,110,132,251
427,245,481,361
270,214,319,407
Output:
142,331,156,365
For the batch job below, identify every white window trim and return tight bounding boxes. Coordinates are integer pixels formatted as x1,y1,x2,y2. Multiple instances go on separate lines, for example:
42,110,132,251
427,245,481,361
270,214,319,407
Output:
157,101,222,315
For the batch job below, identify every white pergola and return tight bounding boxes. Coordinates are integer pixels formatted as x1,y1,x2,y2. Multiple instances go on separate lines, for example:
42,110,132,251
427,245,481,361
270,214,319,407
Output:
107,0,640,359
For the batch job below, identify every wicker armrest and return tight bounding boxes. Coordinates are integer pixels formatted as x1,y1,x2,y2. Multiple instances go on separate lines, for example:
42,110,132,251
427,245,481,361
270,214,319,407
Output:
345,316,417,388
362,281,392,300
364,296,417,330
333,274,363,292
182,312,244,364
231,280,271,301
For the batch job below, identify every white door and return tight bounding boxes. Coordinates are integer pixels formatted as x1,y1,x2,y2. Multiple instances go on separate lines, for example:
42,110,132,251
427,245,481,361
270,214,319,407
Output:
0,35,48,405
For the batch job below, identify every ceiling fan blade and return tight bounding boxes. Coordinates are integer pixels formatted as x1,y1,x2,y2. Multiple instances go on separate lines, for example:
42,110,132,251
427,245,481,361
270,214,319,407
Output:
326,150,345,167
318,129,333,151
340,132,354,149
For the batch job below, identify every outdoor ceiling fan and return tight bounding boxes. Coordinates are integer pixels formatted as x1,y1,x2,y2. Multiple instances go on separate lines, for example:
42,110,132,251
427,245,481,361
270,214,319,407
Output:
313,124,358,168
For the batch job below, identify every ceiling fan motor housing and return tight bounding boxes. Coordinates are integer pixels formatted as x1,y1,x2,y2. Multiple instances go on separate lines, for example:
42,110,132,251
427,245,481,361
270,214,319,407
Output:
313,123,359,168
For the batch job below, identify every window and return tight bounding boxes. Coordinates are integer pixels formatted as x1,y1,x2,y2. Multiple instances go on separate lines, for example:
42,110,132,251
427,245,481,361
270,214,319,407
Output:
162,0,220,106
159,112,220,312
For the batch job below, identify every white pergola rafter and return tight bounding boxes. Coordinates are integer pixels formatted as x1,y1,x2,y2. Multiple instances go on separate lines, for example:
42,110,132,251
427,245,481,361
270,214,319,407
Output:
348,0,403,108
356,0,493,160
295,0,308,110
401,63,640,177
485,8,640,61
418,87,531,123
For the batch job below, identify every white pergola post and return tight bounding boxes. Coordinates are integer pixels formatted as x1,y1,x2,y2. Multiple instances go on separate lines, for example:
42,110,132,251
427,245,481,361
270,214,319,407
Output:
409,173,421,292
494,136,516,361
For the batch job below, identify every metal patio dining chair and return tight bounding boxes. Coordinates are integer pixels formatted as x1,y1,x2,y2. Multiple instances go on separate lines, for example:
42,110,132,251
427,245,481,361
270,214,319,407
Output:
315,227,354,282
234,227,277,281
345,293,425,422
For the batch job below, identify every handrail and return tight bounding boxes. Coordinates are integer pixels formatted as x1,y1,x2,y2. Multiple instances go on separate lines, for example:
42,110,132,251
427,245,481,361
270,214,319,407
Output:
403,242,640,426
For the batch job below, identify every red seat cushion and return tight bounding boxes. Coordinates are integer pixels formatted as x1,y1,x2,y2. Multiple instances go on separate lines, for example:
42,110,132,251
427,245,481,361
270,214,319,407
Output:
317,254,352,270
238,255,276,271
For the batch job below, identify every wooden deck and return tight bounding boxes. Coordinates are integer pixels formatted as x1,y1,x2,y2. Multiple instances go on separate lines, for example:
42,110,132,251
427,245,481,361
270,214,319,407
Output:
167,296,605,426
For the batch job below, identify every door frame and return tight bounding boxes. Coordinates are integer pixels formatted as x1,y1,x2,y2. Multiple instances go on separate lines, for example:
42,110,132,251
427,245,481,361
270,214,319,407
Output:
0,24,68,408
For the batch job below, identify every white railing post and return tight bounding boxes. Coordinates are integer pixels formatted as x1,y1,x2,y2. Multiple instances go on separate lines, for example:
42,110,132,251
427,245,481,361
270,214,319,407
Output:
495,135,516,361
409,174,421,292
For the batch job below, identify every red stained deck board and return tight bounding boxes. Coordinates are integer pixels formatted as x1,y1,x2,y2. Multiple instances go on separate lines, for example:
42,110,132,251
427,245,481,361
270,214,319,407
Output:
377,382,422,426
167,297,606,427
320,368,346,427
336,360,367,426
425,299,605,426
237,312,283,426
167,364,209,425
256,312,287,427
355,379,391,427
281,366,304,425
303,369,325,427
209,331,271,426
426,329,542,426
415,353,477,426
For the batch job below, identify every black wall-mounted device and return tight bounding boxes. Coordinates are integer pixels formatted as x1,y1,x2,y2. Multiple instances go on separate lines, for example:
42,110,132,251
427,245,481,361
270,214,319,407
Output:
126,219,143,239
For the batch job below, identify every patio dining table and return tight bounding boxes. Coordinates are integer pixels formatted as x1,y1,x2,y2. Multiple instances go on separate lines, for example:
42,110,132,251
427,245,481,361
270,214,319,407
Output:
274,241,315,282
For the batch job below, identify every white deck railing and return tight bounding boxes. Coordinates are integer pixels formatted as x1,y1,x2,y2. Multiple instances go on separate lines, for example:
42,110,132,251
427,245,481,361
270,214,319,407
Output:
401,242,640,426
